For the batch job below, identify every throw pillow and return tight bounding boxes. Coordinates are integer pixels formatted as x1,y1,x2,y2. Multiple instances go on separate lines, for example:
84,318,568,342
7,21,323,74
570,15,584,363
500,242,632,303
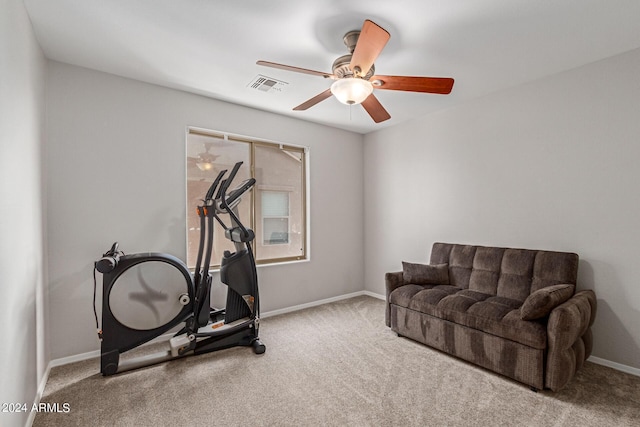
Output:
520,284,575,320
402,262,449,286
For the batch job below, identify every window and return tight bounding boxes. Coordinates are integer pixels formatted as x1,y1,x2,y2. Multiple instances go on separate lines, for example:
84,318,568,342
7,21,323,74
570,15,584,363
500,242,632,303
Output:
186,128,307,268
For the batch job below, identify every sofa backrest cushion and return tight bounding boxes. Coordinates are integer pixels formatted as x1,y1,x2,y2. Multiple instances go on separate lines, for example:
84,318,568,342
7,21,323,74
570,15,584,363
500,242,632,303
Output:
429,243,578,302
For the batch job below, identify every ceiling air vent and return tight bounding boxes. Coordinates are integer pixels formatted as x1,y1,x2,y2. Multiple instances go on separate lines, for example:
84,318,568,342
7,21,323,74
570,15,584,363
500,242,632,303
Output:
248,75,288,93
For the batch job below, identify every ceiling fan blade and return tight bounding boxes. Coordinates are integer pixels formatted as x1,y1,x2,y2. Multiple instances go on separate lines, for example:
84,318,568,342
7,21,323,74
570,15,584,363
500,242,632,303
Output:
361,93,391,123
293,89,333,111
257,60,334,78
370,75,454,94
350,20,390,77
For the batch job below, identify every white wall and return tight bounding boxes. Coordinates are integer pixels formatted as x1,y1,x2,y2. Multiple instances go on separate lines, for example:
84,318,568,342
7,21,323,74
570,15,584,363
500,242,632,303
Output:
364,48,640,369
0,0,47,426
45,62,364,360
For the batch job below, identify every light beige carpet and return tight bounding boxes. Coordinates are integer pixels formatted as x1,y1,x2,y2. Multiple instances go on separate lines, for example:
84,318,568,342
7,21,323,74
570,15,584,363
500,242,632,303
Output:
34,296,640,426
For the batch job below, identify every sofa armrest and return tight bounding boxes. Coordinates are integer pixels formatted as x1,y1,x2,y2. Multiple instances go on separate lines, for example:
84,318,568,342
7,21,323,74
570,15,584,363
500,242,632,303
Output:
545,290,597,391
385,271,405,326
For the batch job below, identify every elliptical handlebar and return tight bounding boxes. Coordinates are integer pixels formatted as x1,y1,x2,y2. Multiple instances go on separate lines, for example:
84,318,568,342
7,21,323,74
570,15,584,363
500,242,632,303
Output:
218,161,243,200
218,162,254,238
218,161,255,212
204,169,228,202
225,178,256,207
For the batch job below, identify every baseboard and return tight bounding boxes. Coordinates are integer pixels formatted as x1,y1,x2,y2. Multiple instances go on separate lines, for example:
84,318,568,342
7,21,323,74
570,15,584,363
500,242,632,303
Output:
588,356,640,377
26,362,52,427
50,349,100,368
362,290,385,300
261,291,369,318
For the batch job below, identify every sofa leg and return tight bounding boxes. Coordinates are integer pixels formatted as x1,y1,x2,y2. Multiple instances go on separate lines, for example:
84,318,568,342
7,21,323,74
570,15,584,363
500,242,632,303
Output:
529,386,539,393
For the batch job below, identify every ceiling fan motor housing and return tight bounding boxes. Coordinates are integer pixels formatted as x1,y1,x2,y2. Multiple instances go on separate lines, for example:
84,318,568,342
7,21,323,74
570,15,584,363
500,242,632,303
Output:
331,30,376,80
332,54,375,80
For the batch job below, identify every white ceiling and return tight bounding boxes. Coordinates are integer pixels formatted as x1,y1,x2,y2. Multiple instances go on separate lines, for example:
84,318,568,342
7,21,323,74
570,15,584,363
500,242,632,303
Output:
24,0,640,134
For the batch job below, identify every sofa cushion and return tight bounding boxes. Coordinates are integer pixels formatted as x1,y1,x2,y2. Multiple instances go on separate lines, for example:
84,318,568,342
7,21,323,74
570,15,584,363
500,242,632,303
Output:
497,249,537,301
402,262,449,285
520,284,575,320
429,243,578,303
531,253,579,293
389,285,547,349
469,247,505,295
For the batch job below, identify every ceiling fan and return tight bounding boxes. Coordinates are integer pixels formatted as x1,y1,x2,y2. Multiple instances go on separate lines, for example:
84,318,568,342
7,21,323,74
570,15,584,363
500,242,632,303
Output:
257,19,454,123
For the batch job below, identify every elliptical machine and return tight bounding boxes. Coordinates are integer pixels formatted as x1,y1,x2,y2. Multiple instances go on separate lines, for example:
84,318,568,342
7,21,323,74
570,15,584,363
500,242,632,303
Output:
94,161,264,376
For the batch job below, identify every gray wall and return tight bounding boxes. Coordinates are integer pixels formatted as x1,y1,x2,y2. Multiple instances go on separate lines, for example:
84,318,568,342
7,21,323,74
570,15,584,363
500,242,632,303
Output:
0,1,48,426
364,48,640,369
45,61,365,360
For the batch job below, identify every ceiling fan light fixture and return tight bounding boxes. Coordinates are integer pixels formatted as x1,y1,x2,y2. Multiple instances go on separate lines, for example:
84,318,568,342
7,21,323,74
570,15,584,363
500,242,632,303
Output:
330,78,373,105
196,161,214,171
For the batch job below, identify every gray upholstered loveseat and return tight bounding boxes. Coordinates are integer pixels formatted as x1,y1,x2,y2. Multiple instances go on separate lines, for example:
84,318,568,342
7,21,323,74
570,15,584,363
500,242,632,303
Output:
385,242,596,391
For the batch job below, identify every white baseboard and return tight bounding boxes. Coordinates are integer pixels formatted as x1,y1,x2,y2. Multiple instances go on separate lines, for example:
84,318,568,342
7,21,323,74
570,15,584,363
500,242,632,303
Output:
362,290,385,300
588,356,640,377
261,290,368,318
50,349,100,368
26,362,52,427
